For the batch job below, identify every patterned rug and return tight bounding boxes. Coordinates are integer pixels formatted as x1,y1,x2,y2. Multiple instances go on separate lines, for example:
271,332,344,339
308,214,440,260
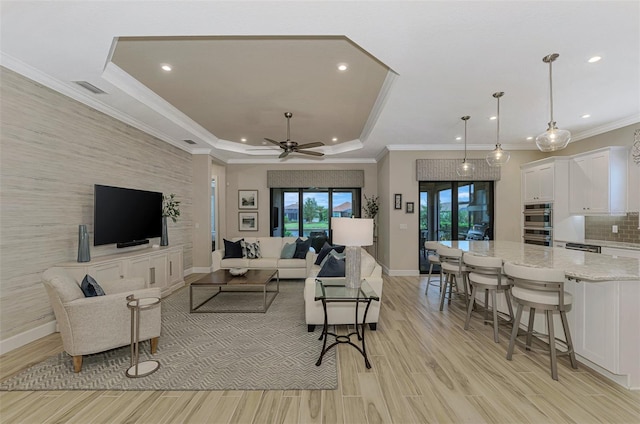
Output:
0,281,337,391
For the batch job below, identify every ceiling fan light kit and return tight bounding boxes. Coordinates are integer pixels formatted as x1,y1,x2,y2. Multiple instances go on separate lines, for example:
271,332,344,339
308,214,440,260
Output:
486,91,511,167
536,53,571,152
456,116,475,177
264,112,324,158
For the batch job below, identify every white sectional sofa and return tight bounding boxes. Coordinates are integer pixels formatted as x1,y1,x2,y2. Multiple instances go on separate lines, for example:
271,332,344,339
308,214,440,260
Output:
304,247,383,331
212,236,314,279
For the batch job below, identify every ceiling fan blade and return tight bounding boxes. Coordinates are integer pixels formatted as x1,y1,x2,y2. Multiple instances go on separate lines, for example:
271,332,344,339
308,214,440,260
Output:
264,138,283,146
279,150,290,159
297,150,324,156
296,142,324,149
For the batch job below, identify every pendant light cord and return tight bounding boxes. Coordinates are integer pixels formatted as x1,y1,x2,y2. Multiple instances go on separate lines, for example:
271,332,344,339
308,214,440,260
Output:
496,95,501,147
548,59,554,124
464,118,468,161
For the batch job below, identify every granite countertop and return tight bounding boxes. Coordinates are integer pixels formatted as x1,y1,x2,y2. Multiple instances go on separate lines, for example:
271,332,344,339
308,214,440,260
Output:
584,239,640,251
441,240,640,282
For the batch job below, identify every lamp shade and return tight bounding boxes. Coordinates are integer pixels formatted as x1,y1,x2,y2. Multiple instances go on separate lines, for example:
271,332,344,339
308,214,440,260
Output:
332,217,373,246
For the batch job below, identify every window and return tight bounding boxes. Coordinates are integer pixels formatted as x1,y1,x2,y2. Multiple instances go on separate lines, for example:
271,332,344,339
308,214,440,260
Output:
270,188,361,238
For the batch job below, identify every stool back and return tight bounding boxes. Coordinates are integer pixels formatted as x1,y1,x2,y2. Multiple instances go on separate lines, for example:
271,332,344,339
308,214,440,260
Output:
463,253,508,289
424,241,440,254
504,262,568,310
437,246,464,274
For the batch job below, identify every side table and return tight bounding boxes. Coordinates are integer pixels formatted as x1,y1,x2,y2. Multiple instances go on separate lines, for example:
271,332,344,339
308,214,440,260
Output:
314,279,379,369
125,294,161,378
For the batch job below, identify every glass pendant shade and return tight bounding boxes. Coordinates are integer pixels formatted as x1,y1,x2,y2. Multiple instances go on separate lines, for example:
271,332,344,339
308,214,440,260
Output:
486,91,510,167
536,122,571,152
537,53,571,152
457,115,474,177
456,160,475,177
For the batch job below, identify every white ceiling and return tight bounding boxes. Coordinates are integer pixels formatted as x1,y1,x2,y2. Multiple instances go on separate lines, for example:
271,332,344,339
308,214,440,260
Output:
1,1,639,164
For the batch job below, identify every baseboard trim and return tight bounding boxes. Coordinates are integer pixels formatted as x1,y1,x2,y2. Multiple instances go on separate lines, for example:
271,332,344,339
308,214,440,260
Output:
576,354,638,390
0,320,57,355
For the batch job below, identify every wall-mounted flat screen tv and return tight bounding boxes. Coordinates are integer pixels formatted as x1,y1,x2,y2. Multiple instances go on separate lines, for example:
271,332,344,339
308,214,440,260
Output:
94,184,163,247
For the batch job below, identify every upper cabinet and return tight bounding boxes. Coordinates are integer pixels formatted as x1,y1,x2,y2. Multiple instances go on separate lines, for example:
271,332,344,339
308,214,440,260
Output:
569,147,628,215
522,161,555,203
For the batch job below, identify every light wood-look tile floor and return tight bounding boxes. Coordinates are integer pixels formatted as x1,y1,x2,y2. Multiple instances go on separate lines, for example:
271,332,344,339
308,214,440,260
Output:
1,274,639,423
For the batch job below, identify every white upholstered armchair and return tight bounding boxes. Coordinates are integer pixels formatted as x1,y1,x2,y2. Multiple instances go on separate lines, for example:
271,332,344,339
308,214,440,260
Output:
42,268,161,372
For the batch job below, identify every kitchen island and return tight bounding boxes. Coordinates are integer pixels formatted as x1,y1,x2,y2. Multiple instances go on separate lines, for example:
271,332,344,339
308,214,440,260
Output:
441,240,640,390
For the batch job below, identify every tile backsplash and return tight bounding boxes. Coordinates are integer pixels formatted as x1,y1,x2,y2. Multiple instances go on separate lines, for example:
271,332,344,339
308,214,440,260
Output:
585,212,640,244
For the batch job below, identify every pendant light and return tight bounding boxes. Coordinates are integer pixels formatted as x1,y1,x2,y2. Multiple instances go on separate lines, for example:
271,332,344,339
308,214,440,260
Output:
486,91,511,167
456,116,474,177
536,53,571,152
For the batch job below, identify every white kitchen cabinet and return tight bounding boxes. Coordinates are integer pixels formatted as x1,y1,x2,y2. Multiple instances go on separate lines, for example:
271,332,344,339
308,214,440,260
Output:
522,161,555,203
56,246,184,297
569,147,628,215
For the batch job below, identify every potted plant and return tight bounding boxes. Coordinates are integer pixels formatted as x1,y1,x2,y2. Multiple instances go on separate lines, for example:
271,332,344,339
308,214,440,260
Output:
161,193,180,246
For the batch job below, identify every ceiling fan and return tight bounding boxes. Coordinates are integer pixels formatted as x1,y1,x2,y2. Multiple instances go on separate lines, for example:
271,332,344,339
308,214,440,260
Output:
265,112,324,158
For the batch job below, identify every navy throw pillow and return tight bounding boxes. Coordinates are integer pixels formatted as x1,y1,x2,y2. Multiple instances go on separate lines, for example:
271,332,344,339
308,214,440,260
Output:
293,238,312,259
223,238,244,259
80,274,105,297
317,255,346,277
315,242,346,265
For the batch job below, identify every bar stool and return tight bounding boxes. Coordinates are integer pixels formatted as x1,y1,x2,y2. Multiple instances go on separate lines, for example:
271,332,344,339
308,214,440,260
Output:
424,241,441,295
463,253,514,343
436,245,469,311
504,262,578,381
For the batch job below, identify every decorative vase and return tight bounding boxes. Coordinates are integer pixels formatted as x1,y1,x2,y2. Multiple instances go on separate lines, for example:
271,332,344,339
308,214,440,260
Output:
160,216,168,246
77,224,90,263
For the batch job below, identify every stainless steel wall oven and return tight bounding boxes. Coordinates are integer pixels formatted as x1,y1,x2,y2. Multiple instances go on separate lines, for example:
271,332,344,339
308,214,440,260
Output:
523,203,553,246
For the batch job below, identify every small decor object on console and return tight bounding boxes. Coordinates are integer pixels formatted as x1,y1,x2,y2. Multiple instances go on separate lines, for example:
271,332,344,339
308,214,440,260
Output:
161,193,180,246
77,224,90,262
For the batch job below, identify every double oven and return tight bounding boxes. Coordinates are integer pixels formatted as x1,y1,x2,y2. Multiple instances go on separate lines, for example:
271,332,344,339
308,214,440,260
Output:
523,203,552,246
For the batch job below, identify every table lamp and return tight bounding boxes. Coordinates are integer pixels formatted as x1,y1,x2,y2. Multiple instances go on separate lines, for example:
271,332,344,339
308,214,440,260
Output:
331,217,374,289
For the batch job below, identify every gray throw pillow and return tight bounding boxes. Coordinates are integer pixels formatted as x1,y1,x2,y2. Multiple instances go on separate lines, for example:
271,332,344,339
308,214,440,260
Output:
80,274,105,297
280,242,296,259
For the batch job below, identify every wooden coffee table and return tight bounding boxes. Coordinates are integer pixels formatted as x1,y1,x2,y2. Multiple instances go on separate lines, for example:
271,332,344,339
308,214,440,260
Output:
189,269,279,313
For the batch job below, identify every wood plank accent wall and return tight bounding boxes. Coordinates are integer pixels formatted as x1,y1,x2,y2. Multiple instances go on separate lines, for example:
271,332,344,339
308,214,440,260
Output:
0,67,193,341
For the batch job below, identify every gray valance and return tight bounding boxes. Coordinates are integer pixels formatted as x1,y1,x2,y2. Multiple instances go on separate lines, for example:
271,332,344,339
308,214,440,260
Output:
267,170,364,188
416,159,501,181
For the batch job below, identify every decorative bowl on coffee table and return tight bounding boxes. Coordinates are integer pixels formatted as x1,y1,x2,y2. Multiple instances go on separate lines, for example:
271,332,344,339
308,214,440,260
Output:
229,268,248,276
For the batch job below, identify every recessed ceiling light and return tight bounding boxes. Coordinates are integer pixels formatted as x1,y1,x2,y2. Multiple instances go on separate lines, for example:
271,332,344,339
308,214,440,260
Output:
161,64,172,71
581,114,591,118
332,137,338,142
588,56,602,63
262,141,267,145
240,138,247,142
337,63,348,71
455,136,462,141
526,136,534,140
489,116,497,120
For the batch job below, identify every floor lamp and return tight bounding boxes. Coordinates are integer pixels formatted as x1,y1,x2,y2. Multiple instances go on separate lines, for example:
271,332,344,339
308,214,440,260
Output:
331,217,374,289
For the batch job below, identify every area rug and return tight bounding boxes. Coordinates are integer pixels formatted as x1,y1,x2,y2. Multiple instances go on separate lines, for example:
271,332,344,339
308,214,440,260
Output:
0,281,337,391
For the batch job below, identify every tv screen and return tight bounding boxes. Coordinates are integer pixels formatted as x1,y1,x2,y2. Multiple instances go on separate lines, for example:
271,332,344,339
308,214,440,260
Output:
94,184,163,247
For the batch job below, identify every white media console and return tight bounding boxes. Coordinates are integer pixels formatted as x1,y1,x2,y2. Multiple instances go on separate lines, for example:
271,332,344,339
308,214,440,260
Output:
57,245,184,297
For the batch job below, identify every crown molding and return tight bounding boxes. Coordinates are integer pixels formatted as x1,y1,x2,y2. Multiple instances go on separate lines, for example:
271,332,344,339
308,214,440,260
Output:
0,52,194,154
385,143,539,151
570,114,640,142
359,69,398,142
226,157,376,165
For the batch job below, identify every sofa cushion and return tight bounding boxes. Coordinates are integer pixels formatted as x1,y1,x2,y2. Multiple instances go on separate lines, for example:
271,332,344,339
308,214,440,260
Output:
80,274,105,297
242,240,261,259
220,258,250,268
223,238,244,259
45,272,84,303
317,255,345,277
293,238,312,259
259,237,284,258
361,250,377,277
315,242,346,265
280,242,296,259
277,258,307,269
248,258,278,269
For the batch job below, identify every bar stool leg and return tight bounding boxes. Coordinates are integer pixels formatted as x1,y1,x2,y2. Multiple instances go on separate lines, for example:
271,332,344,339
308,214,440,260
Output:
484,290,490,322
439,272,448,311
547,310,558,380
491,290,499,343
505,290,514,322
526,307,536,350
464,285,478,330
448,274,454,304
560,311,578,369
506,303,523,360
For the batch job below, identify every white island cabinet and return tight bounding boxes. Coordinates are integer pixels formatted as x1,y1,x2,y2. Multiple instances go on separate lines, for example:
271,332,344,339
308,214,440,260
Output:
57,245,184,297
442,240,640,390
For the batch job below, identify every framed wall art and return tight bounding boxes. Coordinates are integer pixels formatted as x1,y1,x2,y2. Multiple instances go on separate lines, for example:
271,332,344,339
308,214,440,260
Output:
239,212,258,231
238,190,258,209
394,193,402,210
406,202,415,213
